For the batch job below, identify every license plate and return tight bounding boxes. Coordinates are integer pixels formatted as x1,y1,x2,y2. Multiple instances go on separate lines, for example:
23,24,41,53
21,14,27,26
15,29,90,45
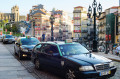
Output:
99,71,111,76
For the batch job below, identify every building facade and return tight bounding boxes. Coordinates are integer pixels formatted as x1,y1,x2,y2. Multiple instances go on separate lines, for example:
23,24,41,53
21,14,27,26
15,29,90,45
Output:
73,6,87,42
28,4,73,41
11,5,19,22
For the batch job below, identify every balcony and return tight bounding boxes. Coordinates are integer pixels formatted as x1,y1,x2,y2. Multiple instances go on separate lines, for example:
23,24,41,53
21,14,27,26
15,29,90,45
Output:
63,30,68,32
74,24,81,26
74,30,81,33
99,22,103,27
118,22,120,26
73,17,80,20
35,28,41,30
117,31,120,34
99,30,105,34
81,30,88,33
117,39,120,42
82,36,87,39
73,10,81,13
118,13,120,17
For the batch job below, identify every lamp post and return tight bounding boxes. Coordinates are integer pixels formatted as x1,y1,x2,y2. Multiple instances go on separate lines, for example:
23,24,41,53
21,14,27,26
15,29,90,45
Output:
88,0,102,52
105,24,110,54
33,20,35,37
50,14,55,41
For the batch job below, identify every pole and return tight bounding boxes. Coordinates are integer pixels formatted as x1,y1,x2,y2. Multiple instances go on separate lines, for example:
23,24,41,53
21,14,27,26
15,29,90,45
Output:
105,28,108,54
92,7,98,52
51,23,54,41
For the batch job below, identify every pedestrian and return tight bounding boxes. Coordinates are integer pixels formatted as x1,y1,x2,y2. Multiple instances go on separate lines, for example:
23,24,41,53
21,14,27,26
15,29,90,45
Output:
116,44,120,56
42,33,45,42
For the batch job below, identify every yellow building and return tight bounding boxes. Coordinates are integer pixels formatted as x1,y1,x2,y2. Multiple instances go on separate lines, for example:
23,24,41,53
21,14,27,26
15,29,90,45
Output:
73,6,87,41
98,12,106,46
116,7,120,43
19,16,26,21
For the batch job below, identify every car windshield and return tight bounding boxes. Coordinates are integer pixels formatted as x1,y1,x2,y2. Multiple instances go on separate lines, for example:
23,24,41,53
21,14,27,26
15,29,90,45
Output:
21,38,39,45
59,44,89,56
6,35,13,38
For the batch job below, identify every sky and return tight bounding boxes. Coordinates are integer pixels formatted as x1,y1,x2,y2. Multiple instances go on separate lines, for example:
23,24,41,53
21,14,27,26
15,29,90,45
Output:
0,0,119,17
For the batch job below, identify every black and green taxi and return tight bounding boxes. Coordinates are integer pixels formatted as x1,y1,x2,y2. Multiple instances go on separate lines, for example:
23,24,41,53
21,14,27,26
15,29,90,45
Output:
14,36,40,60
31,39,116,79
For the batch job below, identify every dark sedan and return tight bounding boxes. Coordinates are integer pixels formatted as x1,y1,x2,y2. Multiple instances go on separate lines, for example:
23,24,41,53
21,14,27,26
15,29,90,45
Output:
31,40,117,79
14,36,40,60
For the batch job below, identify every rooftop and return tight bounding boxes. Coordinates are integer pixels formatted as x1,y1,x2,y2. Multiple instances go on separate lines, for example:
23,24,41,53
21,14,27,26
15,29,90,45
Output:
74,6,83,8
110,6,119,9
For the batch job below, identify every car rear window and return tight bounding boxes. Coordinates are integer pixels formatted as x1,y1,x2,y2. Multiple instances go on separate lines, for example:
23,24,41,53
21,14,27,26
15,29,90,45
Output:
21,38,39,45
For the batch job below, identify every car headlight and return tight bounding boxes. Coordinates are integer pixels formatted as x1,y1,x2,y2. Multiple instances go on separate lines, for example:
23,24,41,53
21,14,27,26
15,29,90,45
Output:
21,48,28,52
79,66,94,71
109,62,114,67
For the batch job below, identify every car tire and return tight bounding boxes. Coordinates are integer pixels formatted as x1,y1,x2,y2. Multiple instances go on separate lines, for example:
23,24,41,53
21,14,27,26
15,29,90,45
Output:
65,69,76,79
35,59,41,70
18,51,23,60
3,41,5,44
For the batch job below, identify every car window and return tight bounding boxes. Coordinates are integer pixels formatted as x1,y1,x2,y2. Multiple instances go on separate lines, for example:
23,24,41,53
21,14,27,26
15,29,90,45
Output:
34,44,42,51
59,44,89,56
21,38,39,45
5,35,13,38
42,44,59,55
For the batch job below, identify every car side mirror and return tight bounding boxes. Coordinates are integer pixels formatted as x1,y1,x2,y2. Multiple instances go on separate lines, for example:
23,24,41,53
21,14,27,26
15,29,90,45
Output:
89,50,92,53
16,42,20,46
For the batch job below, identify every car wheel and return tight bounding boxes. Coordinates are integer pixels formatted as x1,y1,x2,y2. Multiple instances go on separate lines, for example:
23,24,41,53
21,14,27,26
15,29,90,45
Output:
35,59,41,70
65,69,76,79
3,41,5,44
14,47,17,56
18,51,23,60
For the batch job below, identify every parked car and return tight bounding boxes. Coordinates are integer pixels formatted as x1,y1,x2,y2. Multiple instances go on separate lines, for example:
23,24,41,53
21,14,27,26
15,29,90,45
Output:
14,36,40,60
3,35,15,44
31,39,117,79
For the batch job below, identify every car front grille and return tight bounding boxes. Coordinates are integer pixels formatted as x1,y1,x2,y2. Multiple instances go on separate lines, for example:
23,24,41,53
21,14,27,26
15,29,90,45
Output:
95,63,110,71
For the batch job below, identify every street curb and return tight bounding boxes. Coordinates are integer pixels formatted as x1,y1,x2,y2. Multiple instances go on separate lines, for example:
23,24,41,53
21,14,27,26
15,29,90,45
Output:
107,57,120,62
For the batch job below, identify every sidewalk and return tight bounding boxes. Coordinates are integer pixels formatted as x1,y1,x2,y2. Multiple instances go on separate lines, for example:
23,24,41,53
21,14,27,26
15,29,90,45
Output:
93,51,120,62
0,43,35,79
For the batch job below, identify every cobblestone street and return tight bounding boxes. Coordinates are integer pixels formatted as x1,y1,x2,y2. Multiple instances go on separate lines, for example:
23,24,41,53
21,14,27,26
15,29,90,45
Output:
2,43,60,79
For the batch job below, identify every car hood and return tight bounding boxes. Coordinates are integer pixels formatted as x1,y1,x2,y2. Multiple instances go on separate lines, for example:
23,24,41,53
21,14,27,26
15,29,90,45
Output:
21,45,35,49
63,53,111,65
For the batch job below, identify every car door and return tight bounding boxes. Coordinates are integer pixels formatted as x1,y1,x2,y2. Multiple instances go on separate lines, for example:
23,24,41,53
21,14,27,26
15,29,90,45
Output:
32,44,42,62
41,44,62,70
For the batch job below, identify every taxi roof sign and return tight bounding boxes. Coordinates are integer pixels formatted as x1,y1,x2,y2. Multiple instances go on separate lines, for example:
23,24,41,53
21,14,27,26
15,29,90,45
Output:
65,39,72,43
26,35,31,39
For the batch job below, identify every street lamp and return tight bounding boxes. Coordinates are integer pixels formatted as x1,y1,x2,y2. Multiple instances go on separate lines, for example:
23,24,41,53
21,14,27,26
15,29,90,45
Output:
105,24,111,54
50,14,55,41
33,20,35,37
88,0,102,52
